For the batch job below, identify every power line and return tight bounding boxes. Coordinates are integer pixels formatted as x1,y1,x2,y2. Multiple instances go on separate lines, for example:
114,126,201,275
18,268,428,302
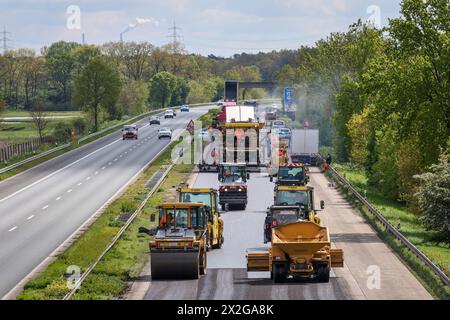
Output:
167,21,183,52
1,26,12,53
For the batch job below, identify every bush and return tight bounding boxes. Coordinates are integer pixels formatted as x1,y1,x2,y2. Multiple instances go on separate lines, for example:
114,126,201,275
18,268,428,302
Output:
53,122,72,142
72,118,87,136
415,152,450,244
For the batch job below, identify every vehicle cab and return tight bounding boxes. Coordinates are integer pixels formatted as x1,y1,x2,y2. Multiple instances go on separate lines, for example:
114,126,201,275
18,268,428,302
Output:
164,110,175,119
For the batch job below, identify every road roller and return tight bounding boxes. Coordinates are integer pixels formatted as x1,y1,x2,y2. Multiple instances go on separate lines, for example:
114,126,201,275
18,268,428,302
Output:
139,202,211,280
247,221,344,283
178,187,224,250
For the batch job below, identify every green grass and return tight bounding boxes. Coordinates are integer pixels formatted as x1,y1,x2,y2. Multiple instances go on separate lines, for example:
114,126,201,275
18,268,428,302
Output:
0,119,77,142
17,109,216,300
330,163,450,300
1,110,84,118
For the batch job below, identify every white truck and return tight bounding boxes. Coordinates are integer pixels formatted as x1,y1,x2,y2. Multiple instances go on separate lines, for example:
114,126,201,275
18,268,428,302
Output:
290,129,320,166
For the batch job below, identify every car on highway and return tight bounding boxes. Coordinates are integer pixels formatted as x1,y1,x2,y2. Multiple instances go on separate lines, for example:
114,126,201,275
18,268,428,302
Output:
149,116,160,125
244,100,257,107
122,125,138,140
164,110,175,119
180,105,190,112
158,127,172,139
271,120,286,129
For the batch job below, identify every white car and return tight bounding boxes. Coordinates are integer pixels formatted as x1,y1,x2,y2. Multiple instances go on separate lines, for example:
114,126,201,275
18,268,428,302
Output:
164,110,175,119
158,127,172,139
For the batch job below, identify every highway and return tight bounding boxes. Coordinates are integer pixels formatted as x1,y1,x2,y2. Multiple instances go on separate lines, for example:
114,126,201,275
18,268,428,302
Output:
0,106,213,298
127,102,433,300
139,169,432,300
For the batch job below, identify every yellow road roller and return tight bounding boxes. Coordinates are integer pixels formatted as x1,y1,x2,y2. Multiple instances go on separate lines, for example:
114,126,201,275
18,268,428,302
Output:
139,202,211,280
247,221,344,283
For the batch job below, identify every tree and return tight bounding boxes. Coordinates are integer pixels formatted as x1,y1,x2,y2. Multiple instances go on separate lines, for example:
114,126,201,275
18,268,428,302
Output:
119,80,149,116
72,57,122,131
148,71,177,108
415,152,450,244
29,99,48,141
170,77,190,107
45,41,80,106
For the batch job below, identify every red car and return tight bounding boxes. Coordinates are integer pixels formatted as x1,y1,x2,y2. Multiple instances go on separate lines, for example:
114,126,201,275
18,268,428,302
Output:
122,125,138,140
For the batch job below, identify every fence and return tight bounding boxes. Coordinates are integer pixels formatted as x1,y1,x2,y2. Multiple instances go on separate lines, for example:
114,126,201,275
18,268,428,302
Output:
0,136,58,163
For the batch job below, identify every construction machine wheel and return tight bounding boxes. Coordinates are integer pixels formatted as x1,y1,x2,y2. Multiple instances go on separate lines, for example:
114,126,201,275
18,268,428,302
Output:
316,265,330,283
273,263,286,283
199,250,207,275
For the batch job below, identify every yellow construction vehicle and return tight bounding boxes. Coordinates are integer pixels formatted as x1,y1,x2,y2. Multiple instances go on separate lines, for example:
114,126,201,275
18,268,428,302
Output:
139,202,211,280
178,187,224,250
247,221,344,283
274,185,323,225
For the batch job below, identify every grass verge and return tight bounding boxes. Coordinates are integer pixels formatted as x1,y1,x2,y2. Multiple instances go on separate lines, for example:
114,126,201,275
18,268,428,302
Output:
327,164,450,300
17,110,215,300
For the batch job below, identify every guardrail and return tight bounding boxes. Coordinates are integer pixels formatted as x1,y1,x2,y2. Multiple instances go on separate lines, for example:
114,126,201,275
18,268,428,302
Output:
0,102,215,176
0,143,71,175
325,162,450,287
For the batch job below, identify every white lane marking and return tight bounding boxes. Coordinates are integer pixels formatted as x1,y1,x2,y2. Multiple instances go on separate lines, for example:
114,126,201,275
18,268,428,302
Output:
67,189,73,193
119,155,123,158
8,226,17,232
95,171,99,175
125,152,128,154
86,177,91,181
27,215,35,220
108,162,112,166
42,205,49,210
77,182,82,186
114,159,118,162
102,166,106,170
0,136,123,204
56,196,62,201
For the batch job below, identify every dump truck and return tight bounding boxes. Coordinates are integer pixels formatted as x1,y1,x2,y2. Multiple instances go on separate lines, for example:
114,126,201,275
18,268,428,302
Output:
215,80,239,127
290,129,319,166
178,187,224,250
138,203,211,279
247,221,344,283
218,163,249,211
270,163,309,186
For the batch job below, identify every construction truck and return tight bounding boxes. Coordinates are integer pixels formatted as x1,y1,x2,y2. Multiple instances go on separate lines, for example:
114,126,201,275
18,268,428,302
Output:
274,184,321,206
222,114,266,169
138,203,211,279
247,221,344,283
178,187,224,250
218,163,249,211
270,163,309,186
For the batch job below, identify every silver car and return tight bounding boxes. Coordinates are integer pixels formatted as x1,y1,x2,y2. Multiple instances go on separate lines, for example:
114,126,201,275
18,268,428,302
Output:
158,127,172,139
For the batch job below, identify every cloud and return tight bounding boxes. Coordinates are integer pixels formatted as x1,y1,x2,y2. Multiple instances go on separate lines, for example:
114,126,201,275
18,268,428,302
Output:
273,0,349,16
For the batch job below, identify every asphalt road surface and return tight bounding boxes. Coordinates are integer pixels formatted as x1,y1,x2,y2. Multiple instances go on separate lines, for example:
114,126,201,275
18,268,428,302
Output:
141,169,432,300
0,106,212,298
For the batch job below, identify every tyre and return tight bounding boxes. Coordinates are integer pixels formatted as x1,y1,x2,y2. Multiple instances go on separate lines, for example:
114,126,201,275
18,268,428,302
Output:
273,264,286,283
221,204,227,211
316,265,330,283
200,250,207,275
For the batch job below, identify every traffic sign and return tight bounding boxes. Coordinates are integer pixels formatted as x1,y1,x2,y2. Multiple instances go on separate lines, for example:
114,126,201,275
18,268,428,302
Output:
187,120,195,135
284,87,294,106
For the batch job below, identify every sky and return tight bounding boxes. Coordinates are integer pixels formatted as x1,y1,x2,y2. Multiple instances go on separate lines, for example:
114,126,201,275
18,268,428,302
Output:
0,0,402,57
